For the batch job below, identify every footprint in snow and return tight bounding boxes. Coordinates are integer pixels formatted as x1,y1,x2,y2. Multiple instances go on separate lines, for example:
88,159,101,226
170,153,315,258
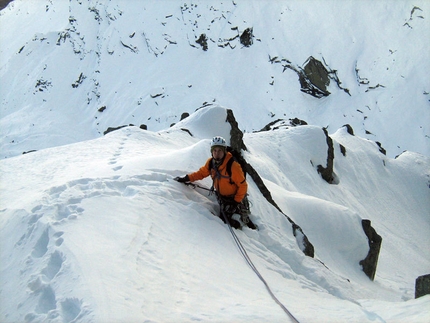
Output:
41,250,64,281
31,228,49,258
113,165,123,171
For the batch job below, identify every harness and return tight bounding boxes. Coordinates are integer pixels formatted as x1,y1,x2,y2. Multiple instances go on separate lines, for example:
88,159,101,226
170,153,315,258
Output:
208,158,227,195
214,158,233,180
209,155,247,210
209,157,239,185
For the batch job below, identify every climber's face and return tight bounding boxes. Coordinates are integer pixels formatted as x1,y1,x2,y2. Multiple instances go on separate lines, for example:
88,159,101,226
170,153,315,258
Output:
211,147,225,162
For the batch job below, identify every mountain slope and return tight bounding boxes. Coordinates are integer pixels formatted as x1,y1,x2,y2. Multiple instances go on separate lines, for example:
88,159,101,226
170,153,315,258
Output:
1,106,429,322
0,0,429,159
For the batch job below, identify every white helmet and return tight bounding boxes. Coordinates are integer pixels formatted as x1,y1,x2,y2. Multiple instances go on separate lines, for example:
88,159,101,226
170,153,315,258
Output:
210,136,227,148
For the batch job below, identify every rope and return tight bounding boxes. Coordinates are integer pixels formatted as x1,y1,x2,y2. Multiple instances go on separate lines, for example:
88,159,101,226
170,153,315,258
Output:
220,208,301,323
183,181,214,193
177,179,300,322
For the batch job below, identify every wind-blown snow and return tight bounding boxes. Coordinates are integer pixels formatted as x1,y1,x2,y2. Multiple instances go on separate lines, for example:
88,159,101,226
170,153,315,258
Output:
1,106,429,322
1,1,430,322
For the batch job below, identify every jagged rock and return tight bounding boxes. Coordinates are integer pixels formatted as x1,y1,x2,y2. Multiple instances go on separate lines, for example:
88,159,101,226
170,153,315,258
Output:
243,159,314,257
317,128,336,184
343,124,354,135
150,88,164,98
120,41,138,53
72,73,86,88
181,128,193,136
339,144,346,156
245,121,339,185
180,112,189,120
292,223,315,257
226,109,314,257
360,219,382,281
22,150,37,155
196,33,208,51
103,124,134,135
139,124,147,130
304,56,330,90
240,28,253,47
257,118,308,132
35,79,52,92
226,109,246,151
376,141,386,155
290,117,307,126
272,54,349,98
258,119,283,132
395,151,407,159
0,0,13,11
299,56,331,98
415,274,430,298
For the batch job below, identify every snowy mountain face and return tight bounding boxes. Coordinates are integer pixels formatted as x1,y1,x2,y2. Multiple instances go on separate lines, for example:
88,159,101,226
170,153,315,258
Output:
0,1,430,323
0,0,429,158
1,106,429,322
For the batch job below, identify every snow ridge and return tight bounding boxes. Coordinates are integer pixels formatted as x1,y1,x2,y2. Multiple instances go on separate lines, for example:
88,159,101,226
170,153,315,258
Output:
1,0,430,321
1,106,429,322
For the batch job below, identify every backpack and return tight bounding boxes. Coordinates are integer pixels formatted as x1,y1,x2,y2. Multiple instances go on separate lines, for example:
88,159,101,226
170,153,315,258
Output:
209,146,248,181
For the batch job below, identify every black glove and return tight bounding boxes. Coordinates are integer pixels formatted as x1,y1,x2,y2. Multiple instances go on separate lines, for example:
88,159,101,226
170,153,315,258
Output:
224,201,239,215
174,175,189,183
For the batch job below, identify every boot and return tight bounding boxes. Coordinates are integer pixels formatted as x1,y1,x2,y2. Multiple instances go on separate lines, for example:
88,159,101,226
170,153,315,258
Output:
229,218,241,229
246,219,258,230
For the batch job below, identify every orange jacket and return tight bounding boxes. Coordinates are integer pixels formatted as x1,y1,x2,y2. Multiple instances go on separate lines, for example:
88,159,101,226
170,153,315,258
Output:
188,152,248,203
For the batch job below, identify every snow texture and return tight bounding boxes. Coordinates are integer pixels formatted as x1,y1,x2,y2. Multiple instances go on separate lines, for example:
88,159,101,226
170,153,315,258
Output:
1,1,430,322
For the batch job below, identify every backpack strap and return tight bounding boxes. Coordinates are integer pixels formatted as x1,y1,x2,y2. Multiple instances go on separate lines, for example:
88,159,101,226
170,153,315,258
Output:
226,157,234,179
208,157,214,171
209,156,240,186
208,158,215,193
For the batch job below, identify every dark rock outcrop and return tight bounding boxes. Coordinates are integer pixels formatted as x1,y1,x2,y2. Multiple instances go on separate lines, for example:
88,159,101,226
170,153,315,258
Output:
343,124,354,136
290,117,308,126
257,118,308,132
415,274,430,298
376,141,387,155
360,219,382,281
339,144,346,156
258,119,283,132
240,28,253,47
272,55,350,98
226,109,314,257
300,56,331,97
22,150,37,155
0,0,13,11
180,128,193,136
196,33,208,51
226,109,246,151
246,161,314,257
317,127,336,184
104,125,130,135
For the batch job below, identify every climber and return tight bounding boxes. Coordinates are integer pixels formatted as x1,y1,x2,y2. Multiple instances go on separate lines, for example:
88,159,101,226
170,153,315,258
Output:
175,136,257,230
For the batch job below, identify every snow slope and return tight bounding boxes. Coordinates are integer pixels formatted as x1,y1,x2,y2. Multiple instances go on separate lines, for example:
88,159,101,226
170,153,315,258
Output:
1,0,430,322
0,0,429,159
1,106,429,322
